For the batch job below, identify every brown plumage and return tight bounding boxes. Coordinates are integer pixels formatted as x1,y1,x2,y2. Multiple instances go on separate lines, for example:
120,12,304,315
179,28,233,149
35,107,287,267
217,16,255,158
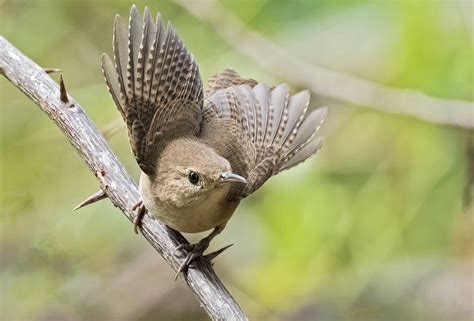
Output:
102,6,327,277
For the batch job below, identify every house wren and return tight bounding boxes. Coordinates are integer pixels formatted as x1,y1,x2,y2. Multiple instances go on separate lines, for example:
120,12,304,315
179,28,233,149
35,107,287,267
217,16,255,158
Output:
101,6,327,276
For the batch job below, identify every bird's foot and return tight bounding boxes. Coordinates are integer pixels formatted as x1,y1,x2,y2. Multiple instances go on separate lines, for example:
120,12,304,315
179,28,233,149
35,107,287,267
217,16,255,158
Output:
173,240,233,280
131,200,147,234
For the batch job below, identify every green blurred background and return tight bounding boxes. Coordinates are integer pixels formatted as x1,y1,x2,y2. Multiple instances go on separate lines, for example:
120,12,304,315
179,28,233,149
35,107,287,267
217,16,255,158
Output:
1,0,473,320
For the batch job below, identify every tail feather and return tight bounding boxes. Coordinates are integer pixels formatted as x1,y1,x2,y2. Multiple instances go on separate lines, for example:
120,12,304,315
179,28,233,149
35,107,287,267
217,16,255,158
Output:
267,84,289,147
285,107,327,155
253,84,270,154
280,107,327,169
237,85,258,143
281,108,327,162
251,86,264,147
280,136,324,171
280,90,309,148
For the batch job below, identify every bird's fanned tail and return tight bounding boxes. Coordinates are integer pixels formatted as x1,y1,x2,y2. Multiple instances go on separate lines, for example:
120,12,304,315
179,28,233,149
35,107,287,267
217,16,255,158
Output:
203,74,327,198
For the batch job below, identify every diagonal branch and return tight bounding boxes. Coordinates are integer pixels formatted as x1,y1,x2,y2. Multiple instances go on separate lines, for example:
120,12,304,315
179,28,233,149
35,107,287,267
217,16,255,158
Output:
0,36,247,321
176,0,474,129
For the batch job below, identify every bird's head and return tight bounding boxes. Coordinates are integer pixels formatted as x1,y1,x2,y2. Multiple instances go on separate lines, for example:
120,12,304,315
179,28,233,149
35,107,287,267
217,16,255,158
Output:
150,138,247,209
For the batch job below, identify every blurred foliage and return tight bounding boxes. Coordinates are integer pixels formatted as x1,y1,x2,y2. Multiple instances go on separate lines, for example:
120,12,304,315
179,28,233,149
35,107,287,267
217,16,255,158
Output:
1,0,472,320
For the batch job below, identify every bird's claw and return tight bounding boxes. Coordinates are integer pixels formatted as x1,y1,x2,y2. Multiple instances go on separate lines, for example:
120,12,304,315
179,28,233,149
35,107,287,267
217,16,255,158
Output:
174,242,233,280
175,247,202,281
131,200,147,234
173,243,194,257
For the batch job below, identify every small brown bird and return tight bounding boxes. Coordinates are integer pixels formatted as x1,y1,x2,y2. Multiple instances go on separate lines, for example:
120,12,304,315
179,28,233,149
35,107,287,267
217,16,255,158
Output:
101,6,327,276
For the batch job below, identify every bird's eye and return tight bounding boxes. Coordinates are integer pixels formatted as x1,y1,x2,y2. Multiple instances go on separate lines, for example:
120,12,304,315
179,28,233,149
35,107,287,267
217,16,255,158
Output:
188,171,200,185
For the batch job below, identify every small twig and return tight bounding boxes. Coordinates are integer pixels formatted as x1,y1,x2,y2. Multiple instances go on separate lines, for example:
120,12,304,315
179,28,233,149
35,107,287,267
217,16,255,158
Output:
176,0,474,129
44,67,61,74
0,36,248,321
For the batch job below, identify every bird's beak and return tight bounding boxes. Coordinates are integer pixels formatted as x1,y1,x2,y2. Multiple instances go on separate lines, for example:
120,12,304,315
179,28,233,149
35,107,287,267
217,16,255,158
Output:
219,172,247,185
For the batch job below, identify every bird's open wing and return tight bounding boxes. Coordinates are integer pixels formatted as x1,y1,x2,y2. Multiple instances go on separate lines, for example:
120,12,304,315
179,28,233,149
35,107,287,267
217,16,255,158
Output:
202,73,327,199
102,6,203,175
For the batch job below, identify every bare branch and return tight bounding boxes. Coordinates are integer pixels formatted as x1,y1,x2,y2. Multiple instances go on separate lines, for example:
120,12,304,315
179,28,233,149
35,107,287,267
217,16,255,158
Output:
176,0,474,129
0,36,247,321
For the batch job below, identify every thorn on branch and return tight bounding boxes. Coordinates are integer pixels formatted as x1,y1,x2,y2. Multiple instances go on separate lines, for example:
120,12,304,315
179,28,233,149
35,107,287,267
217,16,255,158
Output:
59,74,69,103
73,189,108,211
44,68,61,74
205,243,234,263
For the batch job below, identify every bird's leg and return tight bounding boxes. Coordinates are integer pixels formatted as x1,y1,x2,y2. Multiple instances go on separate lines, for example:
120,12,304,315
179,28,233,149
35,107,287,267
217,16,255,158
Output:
131,200,147,234
174,224,232,280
